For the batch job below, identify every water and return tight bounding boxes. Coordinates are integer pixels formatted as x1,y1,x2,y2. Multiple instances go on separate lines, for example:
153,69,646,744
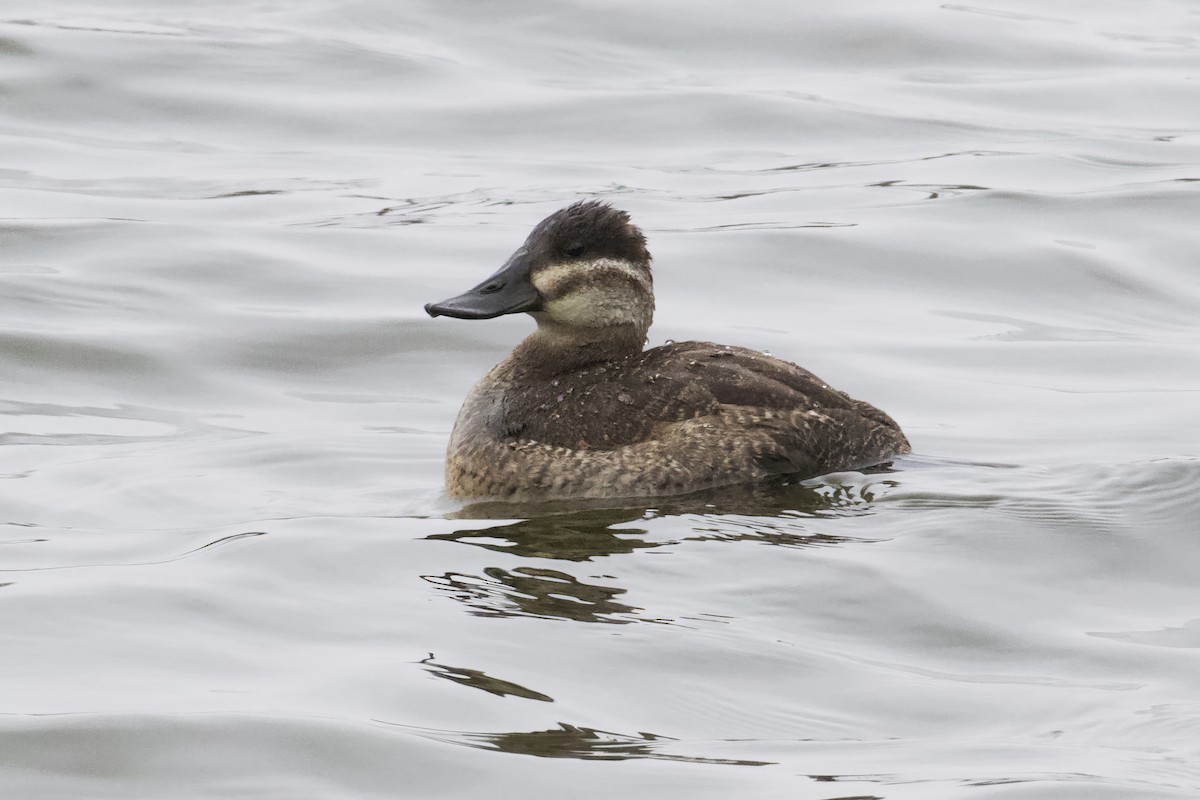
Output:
2,1,1199,797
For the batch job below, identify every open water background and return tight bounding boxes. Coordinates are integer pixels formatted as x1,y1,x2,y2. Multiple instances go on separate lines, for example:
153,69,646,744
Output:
2,1,1199,797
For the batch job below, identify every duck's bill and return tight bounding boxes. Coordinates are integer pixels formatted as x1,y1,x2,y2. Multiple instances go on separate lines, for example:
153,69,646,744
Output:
424,252,542,320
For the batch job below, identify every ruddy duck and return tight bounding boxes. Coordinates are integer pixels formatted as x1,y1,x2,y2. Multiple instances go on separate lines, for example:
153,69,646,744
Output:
425,200,909,500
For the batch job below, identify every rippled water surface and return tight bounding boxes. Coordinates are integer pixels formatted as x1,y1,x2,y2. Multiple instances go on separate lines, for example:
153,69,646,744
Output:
3,1,1199,797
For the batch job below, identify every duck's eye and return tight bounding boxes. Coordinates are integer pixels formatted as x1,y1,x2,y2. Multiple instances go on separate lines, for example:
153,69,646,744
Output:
564,243,585,258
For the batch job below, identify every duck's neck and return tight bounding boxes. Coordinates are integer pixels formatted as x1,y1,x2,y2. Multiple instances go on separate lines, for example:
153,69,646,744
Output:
504,322,647,379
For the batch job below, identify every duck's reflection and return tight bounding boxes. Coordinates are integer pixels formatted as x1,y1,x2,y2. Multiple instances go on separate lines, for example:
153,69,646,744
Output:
424,475,897,624
455,470,898,519
393,720,772,766
418,654,554,702
421,565,645,624
426,507,657,562
437,477,893,557
471,722,771,765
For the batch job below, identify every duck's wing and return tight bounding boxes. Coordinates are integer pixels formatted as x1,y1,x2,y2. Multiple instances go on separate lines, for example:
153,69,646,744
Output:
501,341,907,479
639,342,910,476
639,341,871,414
468,341,908,498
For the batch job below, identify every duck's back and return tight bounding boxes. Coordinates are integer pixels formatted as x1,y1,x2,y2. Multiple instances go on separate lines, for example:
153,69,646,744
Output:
445,341,909,500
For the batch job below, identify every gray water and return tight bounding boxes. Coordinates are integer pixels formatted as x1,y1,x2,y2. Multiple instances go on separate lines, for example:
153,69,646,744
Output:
3,1,1199,798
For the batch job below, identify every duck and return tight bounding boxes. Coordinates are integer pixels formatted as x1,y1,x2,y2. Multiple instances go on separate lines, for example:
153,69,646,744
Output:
424,200,909,501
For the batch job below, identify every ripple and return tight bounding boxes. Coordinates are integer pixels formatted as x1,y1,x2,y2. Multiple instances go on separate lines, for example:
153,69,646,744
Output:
0,332,163,376
940,5,1075,25
0,528,265,573
5,18,194,36
0,400,246,448
1090,619,1200,649
878,459,1200,547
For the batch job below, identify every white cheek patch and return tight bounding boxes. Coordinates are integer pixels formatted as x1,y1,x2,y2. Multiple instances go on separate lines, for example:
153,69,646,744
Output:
544,290,629,326
532,259,652,327
530,263,570,295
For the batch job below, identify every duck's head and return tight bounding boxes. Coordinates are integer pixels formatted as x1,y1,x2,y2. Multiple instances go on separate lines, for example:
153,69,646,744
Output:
425,201,654,341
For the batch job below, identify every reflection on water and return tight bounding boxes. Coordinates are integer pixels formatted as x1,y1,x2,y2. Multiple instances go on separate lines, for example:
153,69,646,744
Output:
423,477,900,624
419,654,554,702
403,721,773,766
423,478,899,626
451,473,895,522
421,566,645,625
427,509,657,561
686,518,863,549
433,476,891,561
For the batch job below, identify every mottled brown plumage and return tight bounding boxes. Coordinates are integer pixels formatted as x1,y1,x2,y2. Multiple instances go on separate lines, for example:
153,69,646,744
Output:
426,201,909,500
